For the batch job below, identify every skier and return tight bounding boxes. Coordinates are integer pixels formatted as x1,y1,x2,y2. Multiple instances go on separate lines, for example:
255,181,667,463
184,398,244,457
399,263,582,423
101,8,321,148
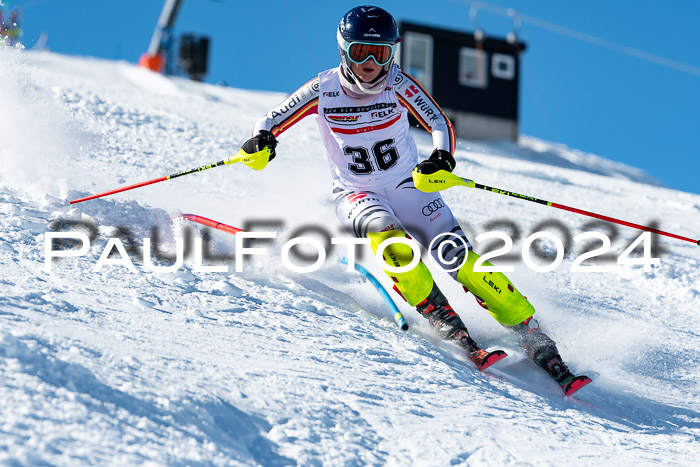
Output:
5,9,21,46
239,6,588,394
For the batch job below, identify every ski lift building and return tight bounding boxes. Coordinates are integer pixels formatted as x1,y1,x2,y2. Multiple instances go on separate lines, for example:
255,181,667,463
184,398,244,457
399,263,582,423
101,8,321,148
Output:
397,21,526,141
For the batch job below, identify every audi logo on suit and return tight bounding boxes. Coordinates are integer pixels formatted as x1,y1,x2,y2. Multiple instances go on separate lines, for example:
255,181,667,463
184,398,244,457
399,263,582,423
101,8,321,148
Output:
422,199,446,216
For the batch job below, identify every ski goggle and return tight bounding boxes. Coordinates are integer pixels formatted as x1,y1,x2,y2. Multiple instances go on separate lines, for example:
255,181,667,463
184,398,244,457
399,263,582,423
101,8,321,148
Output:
338,32,399,66
347,41,398,65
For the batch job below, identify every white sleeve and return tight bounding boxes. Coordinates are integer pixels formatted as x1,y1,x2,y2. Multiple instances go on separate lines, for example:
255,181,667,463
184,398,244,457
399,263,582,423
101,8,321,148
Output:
253,77,320,137
394,71,456,154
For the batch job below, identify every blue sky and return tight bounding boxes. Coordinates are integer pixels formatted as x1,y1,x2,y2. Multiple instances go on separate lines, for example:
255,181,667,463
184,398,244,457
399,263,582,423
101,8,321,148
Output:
6,0,700,195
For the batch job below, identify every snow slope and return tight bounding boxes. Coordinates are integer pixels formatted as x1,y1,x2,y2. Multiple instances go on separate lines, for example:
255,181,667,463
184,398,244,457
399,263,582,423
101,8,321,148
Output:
1,49,699,466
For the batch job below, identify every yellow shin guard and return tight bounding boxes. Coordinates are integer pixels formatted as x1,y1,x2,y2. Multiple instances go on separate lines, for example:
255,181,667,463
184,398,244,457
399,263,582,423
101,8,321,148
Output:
456,250,535,326
367,229,434,306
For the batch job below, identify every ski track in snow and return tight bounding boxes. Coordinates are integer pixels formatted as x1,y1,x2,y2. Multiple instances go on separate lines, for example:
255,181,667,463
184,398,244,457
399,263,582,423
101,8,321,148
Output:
1,49,699,466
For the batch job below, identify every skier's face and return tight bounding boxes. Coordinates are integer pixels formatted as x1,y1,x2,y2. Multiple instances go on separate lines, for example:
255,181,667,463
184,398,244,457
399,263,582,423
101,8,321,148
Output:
350,60,382,83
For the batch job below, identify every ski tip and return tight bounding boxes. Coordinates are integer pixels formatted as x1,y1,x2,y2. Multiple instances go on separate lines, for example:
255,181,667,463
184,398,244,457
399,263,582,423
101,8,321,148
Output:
564,375,592,397
477,350,507,371
401,323,409,331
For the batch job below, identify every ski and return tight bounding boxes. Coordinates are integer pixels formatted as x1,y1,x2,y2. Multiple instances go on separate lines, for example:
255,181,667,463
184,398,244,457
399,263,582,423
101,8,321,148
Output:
454,330,507,371
544,358,592,396
468,347,508,371
559,374,592,397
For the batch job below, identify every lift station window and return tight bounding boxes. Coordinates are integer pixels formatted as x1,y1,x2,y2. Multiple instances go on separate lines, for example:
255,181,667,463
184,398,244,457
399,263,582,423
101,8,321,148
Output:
492,53,515,80
459,47,488,88
402,32,434,93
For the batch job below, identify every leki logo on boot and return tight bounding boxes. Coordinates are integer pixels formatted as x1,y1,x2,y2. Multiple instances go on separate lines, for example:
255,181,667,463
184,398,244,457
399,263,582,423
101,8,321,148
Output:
482,276,502,294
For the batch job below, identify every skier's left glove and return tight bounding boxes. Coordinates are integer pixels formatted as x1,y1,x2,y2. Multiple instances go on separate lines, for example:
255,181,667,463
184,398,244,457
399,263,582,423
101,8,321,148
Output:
241,130,278,162
415,149,456,174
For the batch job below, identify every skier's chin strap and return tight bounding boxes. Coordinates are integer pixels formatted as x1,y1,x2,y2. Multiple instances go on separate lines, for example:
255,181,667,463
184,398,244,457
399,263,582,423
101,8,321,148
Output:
339,64,390,98
353,73,388,95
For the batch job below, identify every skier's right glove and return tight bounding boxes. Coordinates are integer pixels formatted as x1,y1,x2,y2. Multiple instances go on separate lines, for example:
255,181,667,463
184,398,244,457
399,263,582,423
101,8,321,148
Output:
241,130,278,162
415,149,456,175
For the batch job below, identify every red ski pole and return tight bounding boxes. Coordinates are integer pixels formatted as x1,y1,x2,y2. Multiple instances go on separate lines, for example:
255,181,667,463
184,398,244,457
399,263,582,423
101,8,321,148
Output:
69,147,271,205
178,214,243,235
412,169,699,246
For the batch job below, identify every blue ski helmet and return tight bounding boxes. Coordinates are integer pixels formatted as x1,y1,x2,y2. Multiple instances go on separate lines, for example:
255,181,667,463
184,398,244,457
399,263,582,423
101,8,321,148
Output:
337,6,400,93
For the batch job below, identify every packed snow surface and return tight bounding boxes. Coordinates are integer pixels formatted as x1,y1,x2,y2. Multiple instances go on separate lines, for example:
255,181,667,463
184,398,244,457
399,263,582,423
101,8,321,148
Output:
1,50,699,466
